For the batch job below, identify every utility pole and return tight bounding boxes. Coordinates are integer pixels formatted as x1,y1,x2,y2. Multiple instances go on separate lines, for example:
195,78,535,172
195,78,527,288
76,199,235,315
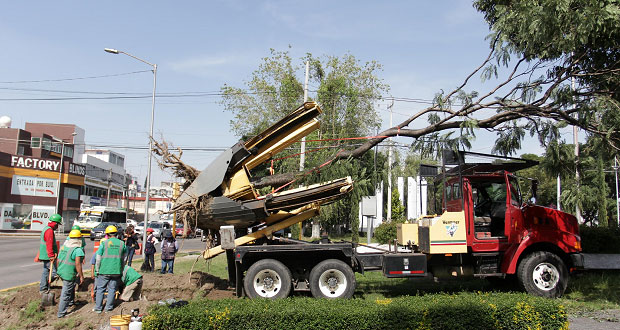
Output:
387,99,394,222
301,61,317,239
106,168,112,207
557,175,561,210
614,157,619,227
55,139,65,216
172,182,180,238
572,76,582,222
54,138,66,234
300,61,309,171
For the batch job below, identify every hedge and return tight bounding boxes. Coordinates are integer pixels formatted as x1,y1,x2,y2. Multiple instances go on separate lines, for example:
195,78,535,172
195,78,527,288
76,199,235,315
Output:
143,293,568,330
579,225,620,253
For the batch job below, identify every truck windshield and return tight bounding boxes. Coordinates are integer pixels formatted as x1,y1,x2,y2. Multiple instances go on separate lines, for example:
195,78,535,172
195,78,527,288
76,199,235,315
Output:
78,215,101,222
472,181,506,217
508,176,521,206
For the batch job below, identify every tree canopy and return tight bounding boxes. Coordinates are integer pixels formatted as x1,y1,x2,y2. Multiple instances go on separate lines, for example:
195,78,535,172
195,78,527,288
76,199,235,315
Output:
220,49,389,237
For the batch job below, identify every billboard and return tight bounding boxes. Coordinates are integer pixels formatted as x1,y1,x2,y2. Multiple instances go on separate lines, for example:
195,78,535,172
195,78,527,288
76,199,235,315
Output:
0,203,15,230
29,206,56,231
11,175,57,198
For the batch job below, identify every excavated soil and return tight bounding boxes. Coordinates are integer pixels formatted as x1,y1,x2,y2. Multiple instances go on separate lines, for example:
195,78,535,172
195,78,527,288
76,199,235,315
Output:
0,271,234,330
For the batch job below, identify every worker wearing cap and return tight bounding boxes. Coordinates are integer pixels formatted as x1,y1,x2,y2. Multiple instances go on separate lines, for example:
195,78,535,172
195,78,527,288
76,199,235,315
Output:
65,225,86,249
160,230,179,274
57,230,85,318
94,225,127,313
143,228,157,272
38,213,62,293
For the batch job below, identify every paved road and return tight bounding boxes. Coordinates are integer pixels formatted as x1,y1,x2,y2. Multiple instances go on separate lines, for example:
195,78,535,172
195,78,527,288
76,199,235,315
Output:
0,235,207,290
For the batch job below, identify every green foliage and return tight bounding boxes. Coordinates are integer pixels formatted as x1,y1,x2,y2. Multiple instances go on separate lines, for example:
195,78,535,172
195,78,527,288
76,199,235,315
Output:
290,222,301,240
595,157,608,227
492,121,525,156
53,317,78,330
579,225,620,253
517,154,557,207
143,293,567,330
374,189,407,244
374,220,404,245
474,0,620,152
220,48,388,234
564,272,620,310
541,141,575,180
390,188,406,221
20,299,45,325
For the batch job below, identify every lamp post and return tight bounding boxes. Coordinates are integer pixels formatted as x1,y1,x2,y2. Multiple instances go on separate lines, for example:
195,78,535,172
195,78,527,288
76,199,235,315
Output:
105,48,157,246
53,132,76,233
53,138,66,216
614,157,619,227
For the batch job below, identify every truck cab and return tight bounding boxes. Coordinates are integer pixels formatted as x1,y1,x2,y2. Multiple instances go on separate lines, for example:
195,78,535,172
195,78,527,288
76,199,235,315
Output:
437,160,582,297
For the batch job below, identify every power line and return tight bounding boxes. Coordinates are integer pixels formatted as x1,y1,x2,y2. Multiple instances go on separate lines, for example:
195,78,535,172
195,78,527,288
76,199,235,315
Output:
0,70,152,84
0,87,438,106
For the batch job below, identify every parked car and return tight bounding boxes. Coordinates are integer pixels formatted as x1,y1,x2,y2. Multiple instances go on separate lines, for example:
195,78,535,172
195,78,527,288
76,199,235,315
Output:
126,218,138,227
135,221,170,240
175,223,195,238
89,222,125,241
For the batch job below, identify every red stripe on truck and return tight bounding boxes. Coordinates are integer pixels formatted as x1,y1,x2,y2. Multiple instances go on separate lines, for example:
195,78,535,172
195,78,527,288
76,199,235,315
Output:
388,270,424,275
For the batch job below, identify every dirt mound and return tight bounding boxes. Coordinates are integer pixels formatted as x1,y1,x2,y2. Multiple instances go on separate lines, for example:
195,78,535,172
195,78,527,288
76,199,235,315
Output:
0,271,234,329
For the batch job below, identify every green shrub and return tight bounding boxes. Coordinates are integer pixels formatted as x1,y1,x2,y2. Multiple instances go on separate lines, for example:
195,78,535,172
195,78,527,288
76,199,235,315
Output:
374,218,406,244
143,293,568,330
579,225,620,253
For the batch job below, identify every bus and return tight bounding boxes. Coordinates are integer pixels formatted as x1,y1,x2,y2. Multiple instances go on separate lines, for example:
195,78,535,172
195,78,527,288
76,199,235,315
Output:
74,206,127,234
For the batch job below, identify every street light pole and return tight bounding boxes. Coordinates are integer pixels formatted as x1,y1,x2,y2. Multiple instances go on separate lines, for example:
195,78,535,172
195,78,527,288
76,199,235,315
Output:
105,48,157,246
614,156,619,228
54,139,65,216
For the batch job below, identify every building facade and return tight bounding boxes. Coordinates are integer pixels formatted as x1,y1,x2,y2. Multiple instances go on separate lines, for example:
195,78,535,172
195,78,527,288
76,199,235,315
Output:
0,123,85,231
79,149,127,208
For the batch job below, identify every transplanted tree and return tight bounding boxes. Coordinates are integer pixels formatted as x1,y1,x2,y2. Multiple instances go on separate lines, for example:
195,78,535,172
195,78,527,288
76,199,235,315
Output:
220,49,389,240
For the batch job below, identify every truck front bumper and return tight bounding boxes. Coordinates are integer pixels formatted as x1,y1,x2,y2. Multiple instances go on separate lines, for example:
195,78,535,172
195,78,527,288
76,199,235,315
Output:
570,253,620,270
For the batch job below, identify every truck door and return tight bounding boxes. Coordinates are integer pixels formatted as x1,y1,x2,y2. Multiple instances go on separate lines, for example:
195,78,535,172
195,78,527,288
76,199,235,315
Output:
506,175,525,244
469,177,509,252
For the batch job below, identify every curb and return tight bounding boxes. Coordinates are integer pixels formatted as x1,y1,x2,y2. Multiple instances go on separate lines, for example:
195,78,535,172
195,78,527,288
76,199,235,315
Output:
0,281,38,293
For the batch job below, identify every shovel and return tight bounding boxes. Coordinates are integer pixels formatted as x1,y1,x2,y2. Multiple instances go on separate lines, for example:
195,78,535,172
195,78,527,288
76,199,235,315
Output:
41,267,55,306
41,259,58,306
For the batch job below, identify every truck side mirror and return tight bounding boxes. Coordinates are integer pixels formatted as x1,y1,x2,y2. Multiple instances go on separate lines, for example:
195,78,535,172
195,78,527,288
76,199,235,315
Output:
530,179,538,204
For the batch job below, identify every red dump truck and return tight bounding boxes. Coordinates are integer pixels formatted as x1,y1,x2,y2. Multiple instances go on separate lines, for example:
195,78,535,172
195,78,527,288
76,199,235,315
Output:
215,151,620,299
178,103,618,299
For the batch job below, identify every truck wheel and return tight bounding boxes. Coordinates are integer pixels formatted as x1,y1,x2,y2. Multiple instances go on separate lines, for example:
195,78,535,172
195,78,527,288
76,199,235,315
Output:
517,251,568,298
244,259,292,299
309,259,356,299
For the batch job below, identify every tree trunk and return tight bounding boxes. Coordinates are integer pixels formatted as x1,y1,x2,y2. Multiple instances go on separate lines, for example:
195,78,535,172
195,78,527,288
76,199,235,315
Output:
311,220,320,239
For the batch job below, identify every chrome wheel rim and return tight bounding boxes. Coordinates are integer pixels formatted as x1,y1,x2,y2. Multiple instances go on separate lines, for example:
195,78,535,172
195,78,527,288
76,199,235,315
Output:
253,269,281,298
318,269,347,297
532,262,559,291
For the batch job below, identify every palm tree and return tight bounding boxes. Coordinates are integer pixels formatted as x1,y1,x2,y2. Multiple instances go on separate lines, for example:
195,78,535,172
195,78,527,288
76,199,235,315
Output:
541,141,574,210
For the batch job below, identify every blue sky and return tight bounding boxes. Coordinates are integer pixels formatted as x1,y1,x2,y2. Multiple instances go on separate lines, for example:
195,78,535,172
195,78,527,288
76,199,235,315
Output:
0,1,550,185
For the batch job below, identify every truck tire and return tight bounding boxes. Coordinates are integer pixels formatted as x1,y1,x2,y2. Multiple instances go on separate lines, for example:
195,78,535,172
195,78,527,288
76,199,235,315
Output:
244,259,292,299
517,251,568,298
309,259,356,299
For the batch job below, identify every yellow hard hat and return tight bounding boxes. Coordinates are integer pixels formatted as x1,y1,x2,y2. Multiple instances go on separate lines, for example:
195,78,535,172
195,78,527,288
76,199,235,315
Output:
105,225,118,234
69,229,82,238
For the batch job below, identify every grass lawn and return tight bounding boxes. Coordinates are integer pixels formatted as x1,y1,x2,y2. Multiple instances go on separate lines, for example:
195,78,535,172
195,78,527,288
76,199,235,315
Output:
172,253,620,312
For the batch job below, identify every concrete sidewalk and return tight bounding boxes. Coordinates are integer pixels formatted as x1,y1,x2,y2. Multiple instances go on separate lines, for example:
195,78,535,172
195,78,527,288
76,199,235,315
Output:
0,229,45,237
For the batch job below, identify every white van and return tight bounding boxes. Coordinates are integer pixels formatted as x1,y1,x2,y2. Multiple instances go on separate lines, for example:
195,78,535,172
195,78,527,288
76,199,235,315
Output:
74,206,127,234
